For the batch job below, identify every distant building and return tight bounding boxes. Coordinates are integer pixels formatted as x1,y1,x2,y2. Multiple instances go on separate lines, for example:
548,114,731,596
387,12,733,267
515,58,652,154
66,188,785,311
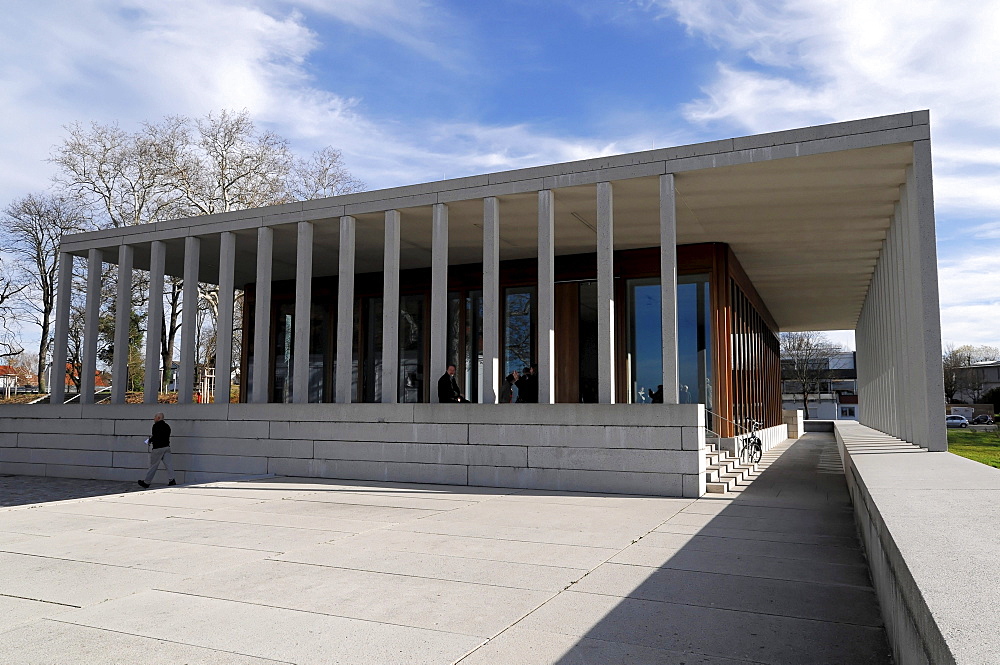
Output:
953,361,1000,404
782,351,859,420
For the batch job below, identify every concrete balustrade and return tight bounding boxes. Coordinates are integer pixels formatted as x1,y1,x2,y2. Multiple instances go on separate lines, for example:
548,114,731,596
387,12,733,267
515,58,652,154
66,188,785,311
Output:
0,403,707,498
834,420,1000,664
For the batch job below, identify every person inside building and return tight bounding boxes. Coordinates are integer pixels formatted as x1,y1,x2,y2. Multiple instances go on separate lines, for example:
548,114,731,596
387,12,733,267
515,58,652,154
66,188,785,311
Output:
437,364,469,403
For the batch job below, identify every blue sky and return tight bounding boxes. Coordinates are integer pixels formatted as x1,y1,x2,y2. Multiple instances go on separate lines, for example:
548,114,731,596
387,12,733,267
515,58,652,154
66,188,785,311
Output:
2,0,997,350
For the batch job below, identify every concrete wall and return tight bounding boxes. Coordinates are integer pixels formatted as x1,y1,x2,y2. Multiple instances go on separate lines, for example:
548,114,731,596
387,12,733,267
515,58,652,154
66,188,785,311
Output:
834,420,1000,664
782,409,803,438
0,402,707,498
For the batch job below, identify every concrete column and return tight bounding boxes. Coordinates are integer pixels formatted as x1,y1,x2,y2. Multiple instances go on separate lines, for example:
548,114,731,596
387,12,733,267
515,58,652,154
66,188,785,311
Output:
659,174,679,404
111,244,133,404
251,227,273,404
891,211,913,444
49,252,73,404
215,232,236,404
381,210,401,403
178,236,200,404
482,197,500,403
907,141,947,451
430,204,449,401
335,216,356,403
81,249,102,404
876,249,888,432
144,241,165,403
884,226,899,434
596,181,615,404
899,188,917,441
293,221,313,404
537,190,555,405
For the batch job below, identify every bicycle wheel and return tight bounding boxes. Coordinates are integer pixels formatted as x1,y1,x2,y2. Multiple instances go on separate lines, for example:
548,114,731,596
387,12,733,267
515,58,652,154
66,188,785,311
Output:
738,439,751,465
748,437,762,464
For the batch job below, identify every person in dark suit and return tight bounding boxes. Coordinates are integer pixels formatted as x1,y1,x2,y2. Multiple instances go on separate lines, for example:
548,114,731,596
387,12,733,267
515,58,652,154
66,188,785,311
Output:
437,364,468,403
517,365,538,403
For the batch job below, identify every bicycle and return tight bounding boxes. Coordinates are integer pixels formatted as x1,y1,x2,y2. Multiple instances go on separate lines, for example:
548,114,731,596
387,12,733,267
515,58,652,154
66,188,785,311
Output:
738,419,763,465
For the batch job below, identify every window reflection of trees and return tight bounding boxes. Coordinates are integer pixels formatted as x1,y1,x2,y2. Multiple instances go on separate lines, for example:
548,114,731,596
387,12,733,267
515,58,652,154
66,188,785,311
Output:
504,288,534,375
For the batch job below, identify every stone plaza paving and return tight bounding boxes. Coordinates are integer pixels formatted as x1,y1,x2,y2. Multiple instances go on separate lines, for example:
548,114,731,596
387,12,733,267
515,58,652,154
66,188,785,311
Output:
0,434,891,664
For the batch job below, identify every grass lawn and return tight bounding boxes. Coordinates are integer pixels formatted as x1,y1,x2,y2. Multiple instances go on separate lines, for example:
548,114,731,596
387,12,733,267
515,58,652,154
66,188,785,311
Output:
948,429,1000,469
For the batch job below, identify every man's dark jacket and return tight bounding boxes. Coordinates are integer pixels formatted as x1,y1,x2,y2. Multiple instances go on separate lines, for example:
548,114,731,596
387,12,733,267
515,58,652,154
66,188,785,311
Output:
150,420,171,449
438,373,461,403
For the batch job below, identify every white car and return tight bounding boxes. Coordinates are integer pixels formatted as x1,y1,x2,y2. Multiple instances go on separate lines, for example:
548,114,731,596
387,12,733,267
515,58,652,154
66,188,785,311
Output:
946,415,970,428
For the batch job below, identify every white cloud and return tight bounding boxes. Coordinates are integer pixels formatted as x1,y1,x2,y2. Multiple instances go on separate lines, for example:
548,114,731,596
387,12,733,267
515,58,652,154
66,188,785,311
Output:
644,0,1000,219
938,250,1000,347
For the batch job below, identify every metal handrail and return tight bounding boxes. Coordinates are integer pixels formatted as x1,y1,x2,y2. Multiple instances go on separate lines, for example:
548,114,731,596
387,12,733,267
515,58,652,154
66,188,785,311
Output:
706,410,759,439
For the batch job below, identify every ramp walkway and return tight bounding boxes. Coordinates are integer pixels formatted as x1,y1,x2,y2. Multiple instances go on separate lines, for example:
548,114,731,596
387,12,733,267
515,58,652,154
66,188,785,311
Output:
0,433,889,664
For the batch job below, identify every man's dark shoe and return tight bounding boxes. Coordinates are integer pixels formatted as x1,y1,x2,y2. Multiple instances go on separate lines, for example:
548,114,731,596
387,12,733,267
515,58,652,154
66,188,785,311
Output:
167,479,176,486
137,480,150,489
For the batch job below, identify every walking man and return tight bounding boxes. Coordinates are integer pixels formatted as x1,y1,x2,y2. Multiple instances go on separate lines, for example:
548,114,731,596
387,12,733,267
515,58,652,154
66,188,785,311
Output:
138,412,176,488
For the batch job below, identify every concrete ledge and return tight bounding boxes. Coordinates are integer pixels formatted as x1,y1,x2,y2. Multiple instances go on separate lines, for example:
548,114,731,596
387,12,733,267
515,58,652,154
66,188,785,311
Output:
833,420,1000,665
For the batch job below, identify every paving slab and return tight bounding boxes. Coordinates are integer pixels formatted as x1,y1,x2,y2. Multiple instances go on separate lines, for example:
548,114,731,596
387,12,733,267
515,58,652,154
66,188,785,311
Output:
92,514,353,551
275,540,588,591
320,527,619,569
652,519,861,548
0,508,142,536
609,542,871,586
396,515,634,549
0,621,291,664
162,558,553,637
60,589,485,665
0,595,77,635
516,590,890,665
571,562,882,625
632,529,867,566
245,496,444,522
2,530,274,574
283,489,481,511
95,490,268,511
459,625,754,665
415,498,672,547
177,506,395,533
0,551,186,607
36,497,203,521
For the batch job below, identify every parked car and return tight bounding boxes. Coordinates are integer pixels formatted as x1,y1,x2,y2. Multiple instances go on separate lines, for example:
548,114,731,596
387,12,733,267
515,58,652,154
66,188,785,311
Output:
946,415,970,428
970,414,994,425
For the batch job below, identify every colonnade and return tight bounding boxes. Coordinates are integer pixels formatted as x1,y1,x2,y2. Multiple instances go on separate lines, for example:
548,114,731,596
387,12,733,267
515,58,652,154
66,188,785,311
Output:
48,176,683,407
855,140,946,451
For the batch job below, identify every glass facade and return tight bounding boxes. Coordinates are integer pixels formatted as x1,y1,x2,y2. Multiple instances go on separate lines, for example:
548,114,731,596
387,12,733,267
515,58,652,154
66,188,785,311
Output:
244,244,777,426
626,274,712,409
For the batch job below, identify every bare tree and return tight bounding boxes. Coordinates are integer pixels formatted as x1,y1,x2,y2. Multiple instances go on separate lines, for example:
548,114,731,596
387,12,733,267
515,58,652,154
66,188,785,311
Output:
50,120,183,228
289,146,366,200
49,110,364,397
0,258,28,360
780,331,845,419
1,193,87,392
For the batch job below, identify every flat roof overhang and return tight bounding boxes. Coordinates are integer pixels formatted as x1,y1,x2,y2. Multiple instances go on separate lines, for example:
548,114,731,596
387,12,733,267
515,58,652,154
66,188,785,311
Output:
60,111,929,332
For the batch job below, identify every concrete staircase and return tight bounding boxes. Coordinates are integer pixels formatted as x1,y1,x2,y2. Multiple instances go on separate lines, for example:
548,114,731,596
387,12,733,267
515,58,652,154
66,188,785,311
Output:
704,438,759,493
